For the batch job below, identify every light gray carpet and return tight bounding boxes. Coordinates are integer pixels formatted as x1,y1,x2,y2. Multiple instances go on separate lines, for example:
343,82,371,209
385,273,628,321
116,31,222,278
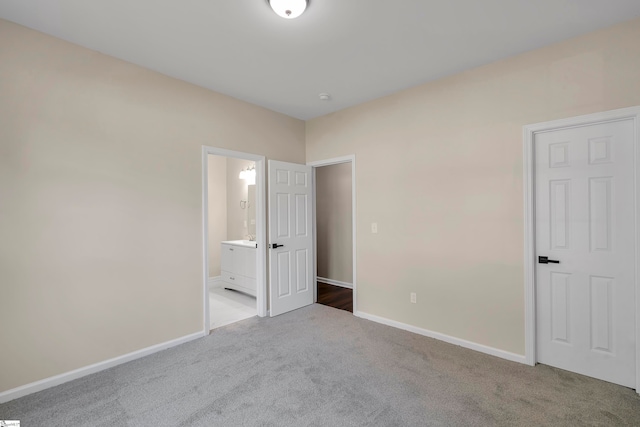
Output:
2,304,639,426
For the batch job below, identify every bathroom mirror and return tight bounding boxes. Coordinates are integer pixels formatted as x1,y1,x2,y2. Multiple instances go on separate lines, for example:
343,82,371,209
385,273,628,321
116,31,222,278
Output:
247,184,256,237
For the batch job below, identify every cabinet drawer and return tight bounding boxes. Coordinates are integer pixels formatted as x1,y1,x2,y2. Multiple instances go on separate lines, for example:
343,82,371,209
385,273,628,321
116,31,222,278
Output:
221,270,244,288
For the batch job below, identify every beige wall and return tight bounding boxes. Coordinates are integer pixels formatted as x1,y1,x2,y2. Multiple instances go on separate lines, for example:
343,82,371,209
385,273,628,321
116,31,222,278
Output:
0,19,305,393
306,18,640,355
207,155,227,277
316,163,353,283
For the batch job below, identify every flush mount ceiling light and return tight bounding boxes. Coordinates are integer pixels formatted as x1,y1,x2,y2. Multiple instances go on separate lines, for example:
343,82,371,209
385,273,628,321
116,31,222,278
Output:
269,0,308,19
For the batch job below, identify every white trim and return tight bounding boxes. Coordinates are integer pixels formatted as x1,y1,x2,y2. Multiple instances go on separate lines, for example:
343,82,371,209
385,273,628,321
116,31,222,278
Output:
523,123,536,367
208,276,223,289
202,146,268,332
355,311,526,364
307,155,354,167
523,106,640,392
316,276,353,289
255,159,267,318
352,157,357,314
202,147,209,332
308,155,357,313
635,108,640,394
0,331,204,404
312,167,317,303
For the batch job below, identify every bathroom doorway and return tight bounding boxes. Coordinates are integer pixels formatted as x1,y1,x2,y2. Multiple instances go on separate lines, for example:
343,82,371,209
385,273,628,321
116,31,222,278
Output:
202,147,267,332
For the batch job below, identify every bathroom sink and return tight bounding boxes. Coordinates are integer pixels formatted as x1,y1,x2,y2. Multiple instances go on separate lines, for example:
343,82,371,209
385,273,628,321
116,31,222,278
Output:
222,239,257,248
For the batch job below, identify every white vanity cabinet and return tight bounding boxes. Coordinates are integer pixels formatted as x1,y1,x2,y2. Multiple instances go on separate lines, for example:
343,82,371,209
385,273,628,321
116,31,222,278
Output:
220,241,257,297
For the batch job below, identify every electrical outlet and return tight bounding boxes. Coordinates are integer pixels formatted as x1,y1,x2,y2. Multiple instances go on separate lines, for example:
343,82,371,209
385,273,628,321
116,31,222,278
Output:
371,222,378,233
244,220,247,227
410,293,417,304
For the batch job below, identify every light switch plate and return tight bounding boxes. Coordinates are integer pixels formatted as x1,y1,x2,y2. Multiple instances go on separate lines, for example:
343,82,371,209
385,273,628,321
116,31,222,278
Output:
371,222,378,233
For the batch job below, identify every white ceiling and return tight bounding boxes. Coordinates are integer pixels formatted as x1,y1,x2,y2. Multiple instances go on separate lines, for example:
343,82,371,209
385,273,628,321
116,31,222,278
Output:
2,1,640,120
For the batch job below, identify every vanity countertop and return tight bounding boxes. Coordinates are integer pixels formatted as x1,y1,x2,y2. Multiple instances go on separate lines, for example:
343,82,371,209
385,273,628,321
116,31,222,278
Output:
222,240,258,248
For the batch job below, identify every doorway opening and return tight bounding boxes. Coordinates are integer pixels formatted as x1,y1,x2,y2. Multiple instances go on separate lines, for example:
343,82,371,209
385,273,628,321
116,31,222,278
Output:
309,156,357,314
202,147,267,332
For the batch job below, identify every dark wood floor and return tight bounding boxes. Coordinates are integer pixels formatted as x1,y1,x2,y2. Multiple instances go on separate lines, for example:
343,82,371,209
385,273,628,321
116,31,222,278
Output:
317,282,353,312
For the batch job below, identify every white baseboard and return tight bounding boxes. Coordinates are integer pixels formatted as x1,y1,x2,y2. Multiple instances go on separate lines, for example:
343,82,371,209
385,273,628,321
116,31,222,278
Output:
0,331,205,404
316,276,353,289
354,311,527,365
208,276,223,289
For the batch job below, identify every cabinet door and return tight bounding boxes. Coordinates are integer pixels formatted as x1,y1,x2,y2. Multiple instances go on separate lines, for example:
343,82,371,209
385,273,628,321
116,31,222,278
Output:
221,244,235,272
233,247,256,279
245,248,256,279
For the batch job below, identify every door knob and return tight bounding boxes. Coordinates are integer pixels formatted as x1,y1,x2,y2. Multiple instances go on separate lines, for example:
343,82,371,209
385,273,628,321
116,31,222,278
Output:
538,256,560,264
270,243,283,249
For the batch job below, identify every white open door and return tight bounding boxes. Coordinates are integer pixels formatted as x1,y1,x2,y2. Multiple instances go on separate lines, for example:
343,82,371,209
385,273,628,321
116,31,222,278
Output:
268,160,314,316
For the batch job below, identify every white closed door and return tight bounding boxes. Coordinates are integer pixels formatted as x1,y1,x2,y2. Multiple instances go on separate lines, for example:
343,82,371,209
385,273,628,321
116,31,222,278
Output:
268,160,314,317
535,119,636,388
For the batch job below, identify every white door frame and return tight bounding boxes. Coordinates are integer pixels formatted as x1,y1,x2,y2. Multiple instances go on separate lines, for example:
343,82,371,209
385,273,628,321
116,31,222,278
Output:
307,155,357,313
522,106,640,391
202,146,268,333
